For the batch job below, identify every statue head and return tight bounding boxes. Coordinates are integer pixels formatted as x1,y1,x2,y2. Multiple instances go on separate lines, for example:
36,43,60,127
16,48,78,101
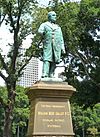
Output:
48,11,56,23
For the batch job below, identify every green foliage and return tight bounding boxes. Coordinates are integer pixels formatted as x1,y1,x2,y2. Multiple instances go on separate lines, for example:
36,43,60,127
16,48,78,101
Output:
71,79,100,108
87,127,98,136
0,86,8,104
79,0,100,33
0,87,6,135
71,103,100,136
0,86,29,137
0,108,4,136
51,0,100,107
56,2,80,45
32,7,48,32
12,86,29,136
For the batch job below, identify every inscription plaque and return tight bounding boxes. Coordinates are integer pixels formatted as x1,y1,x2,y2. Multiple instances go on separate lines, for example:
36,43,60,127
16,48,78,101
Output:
34,100,73,135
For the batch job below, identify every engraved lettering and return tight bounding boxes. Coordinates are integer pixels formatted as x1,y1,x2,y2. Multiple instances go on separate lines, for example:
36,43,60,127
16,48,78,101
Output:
41,104,65,108
48,112,55,115
52,105,65,108
47,125,61,128
43,119,53,122
54,119,64,122
38,111,48,115
38,111,68,116
55,112,65,115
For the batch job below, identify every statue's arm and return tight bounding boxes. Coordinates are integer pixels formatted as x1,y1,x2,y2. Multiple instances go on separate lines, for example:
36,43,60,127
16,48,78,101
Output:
38,23,45,36
60,28,65,54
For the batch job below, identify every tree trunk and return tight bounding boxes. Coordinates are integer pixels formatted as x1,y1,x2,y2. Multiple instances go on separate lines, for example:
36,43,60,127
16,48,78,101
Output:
3,107,13,137
3,85,16,137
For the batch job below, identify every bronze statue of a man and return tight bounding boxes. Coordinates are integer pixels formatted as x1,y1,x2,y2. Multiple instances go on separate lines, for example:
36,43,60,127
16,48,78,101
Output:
38,11,65,78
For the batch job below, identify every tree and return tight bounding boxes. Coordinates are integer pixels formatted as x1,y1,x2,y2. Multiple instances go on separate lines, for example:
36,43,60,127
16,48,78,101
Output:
13,86,29,137
0,86,29,137
0,0,37,136
70,0,100,107
0,87,7,136
0,0,9,26
71,103,100,137
51,0,100,107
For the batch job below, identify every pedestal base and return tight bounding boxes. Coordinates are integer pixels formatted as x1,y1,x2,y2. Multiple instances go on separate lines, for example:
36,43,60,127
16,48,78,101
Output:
27,81,76,137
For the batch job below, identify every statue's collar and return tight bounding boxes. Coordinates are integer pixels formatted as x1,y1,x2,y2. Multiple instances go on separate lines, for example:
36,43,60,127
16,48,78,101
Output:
46,21,58,30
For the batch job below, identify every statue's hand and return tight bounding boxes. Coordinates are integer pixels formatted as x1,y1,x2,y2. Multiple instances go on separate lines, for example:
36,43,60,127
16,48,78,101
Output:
61,49,66,55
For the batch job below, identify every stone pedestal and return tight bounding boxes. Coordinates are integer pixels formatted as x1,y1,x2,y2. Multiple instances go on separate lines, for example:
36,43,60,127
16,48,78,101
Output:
27,80,76,137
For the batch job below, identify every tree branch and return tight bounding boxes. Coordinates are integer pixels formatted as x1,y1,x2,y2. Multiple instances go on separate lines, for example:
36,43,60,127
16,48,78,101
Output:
0,53,9,74
75,51,100,88
7,2,15,31
0,71,7,82
17,55,33,77
0,14,6,26
10,1,23,72
16,1,22,33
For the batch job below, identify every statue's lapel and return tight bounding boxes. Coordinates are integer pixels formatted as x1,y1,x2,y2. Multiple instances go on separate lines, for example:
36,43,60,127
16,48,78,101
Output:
46,21,58,31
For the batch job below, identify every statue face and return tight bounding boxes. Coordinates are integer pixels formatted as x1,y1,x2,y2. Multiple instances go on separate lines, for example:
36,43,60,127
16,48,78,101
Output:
48,11,56,23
